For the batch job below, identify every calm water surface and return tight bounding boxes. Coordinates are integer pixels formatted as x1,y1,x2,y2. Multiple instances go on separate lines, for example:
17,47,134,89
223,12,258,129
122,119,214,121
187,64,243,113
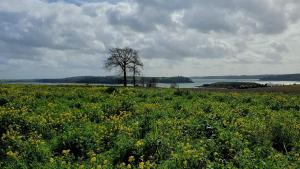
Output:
2,78,300,88
157,78,300,88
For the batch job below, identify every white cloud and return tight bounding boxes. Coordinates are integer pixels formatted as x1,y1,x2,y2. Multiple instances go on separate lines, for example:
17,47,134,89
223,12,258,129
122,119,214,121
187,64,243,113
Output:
0,0,300,78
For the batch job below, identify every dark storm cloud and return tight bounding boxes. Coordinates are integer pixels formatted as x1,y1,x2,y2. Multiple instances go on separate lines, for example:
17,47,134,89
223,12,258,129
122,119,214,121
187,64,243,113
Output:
0,11,57,49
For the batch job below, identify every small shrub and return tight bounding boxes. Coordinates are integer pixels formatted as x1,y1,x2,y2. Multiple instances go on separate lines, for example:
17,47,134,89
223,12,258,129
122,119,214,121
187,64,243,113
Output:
271,122,296,153
0,97,8,106
71,102,81,109
120,100,134,112
105,86,117,94
173,102,183,111
202,104,212,113
174,89,190,97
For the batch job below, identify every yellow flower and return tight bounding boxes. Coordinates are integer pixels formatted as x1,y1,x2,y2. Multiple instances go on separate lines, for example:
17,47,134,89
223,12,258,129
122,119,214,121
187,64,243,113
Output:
183,160,188,167
103,160,109,165
79,164,85,169
128,156,135,163
50,157,55,163
6,151,17,158
62,149,70,156
139,162,145,169
135,140,144,148
127,164,132,169
243,148,251,154
90,156,97,163
145,160,151,166
91,152,97,157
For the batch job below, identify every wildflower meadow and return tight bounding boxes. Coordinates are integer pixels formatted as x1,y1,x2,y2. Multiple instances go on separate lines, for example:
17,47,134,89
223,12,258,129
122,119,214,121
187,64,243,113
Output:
0,85,299,168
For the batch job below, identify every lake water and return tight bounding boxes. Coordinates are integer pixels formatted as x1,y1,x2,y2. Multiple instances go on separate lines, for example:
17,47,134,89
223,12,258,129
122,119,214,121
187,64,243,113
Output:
157,78,300,88
2,78,300,88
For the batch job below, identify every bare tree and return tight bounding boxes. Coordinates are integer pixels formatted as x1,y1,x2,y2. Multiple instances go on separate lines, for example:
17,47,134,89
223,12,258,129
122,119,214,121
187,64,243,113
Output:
105,47,136,86
129,51,143,86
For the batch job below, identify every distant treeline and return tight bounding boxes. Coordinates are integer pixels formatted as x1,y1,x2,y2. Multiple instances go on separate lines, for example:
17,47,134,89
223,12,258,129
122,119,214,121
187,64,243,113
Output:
1,76,193,84
37,76,122,84
193,75,265,79
259,74,300,81
194,74,300,81
202,82,268,89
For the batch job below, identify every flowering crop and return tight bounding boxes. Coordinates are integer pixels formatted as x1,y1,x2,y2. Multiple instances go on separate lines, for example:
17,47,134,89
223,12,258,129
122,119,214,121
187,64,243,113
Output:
0,84,299,168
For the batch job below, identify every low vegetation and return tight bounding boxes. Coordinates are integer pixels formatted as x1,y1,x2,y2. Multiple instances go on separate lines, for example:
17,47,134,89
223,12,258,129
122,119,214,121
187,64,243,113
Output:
202,82,267,89
0,84,299,168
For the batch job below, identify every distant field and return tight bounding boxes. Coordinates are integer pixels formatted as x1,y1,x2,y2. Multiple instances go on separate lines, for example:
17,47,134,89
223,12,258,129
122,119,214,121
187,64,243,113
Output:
0,84,299,168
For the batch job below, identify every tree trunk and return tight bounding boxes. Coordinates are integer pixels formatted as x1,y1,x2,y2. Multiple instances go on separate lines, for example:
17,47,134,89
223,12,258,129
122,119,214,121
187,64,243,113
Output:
123,68,127,87
133,69,136,87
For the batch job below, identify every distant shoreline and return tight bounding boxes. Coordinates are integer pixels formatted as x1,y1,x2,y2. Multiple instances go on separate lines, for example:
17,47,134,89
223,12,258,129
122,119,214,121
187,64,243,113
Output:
192,73,300,81
0,76,194,84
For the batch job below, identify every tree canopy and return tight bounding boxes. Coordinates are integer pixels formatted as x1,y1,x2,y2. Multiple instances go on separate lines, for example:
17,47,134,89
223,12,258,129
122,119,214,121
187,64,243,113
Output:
105,47,143,86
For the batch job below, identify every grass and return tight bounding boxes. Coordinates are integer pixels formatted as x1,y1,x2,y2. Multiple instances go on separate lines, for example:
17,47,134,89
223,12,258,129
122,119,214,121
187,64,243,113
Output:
0,84,299,168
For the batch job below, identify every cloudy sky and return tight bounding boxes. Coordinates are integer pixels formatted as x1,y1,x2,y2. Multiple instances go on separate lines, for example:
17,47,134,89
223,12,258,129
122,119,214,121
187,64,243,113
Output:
0,0,300,79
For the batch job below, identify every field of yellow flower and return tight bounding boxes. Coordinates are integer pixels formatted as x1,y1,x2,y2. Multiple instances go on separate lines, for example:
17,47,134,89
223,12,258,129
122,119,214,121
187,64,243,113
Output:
0,84,299,168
